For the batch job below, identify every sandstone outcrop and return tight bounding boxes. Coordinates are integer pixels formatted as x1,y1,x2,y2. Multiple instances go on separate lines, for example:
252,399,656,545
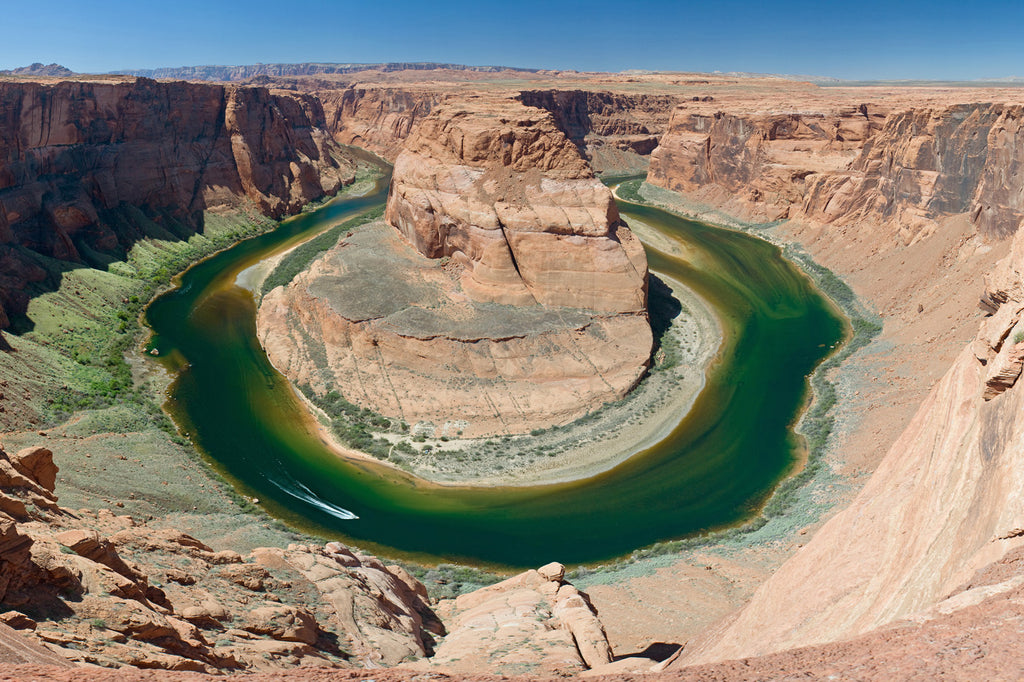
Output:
385,98,648,312
798,103,1024,244
260,97,651,436
414,562,612,675
0,77,358,329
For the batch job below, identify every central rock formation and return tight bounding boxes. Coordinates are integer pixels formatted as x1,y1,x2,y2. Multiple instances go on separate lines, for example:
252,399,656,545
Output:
385,99,648,312
259,98,651,437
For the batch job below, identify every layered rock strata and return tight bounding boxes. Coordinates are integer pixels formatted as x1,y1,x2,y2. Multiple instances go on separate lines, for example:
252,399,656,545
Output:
649,101,1024,249
260,99,651,436
0,77,358,329
384,99,648,313
798,103,1024,244
518,89,682,173
647,103,887,223
319,87,441,161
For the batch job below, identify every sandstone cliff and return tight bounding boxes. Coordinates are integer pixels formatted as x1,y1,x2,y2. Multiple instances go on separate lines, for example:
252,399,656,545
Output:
676,178,1024,666
798,103,1024,244
260,97,651,436
518,89,681,174
0,77,358,329
318,87,441,161
647,103,886,223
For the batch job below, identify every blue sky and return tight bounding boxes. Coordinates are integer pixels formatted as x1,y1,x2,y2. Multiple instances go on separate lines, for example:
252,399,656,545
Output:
2,0,1022,80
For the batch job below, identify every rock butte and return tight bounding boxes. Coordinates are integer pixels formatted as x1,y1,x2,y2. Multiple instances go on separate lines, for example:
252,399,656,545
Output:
259,96,652,436
5,65,1024,678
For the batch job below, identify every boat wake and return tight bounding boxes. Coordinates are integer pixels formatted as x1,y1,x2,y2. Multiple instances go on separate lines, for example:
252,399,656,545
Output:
270,477,359,520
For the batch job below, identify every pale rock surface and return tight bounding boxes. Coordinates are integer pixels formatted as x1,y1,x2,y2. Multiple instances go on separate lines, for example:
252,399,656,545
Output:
0,441,442,672
679,223,1024,665
414,562,612,675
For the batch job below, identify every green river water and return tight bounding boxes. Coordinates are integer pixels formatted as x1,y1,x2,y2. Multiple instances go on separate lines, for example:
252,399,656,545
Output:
145,176,845,567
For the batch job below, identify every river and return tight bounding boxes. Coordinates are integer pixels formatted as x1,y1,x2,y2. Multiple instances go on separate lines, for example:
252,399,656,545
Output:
144,175,845,567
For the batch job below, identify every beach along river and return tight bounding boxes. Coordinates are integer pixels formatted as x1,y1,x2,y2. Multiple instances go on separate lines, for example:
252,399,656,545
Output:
145,177,845,567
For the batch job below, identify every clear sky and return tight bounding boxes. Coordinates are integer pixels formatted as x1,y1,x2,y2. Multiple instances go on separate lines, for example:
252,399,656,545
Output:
2,0,1021,80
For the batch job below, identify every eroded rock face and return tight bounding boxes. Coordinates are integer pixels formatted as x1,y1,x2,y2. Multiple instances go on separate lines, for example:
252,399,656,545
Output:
385,99,648,313
0,78,357,329
798,104,1024,244
648,104,885,223
414,562,612,676
518,89,682,173
679,224,1024,665
319,86,440,161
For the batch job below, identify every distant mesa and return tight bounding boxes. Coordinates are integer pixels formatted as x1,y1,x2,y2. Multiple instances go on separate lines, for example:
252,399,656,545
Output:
107,62,540,81
0,63,75,77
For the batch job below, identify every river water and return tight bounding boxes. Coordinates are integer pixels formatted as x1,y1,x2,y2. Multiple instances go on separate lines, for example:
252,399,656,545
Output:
145,177,845,567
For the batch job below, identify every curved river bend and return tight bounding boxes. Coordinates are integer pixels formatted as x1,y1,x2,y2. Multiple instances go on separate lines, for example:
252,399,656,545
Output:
145,177,845,567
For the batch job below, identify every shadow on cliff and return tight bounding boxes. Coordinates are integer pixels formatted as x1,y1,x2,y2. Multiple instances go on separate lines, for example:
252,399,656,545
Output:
2,202,213,344
648,274,683,364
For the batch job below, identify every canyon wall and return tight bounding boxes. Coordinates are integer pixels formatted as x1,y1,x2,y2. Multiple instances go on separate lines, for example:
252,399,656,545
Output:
647,103,887,222
318,87,440,161
649,101,1024,245
518,89,681,173
260,97,652,436
798,103,1024,244
679,224,1024,665
0,77,358,329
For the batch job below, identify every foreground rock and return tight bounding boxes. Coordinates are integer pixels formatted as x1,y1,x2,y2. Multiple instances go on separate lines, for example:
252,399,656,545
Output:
0,444,442,672
410,562,612,676
260,97,651,437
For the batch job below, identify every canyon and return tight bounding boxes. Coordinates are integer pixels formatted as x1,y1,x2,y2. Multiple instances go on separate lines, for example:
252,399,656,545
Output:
3,63,1024,679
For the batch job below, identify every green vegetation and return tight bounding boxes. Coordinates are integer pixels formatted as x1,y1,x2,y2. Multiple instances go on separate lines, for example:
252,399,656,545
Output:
299,384,399,461
18,206,276,426
1015,331,1024,345
614,178,645,203
261,206,384,295
402,562,503,599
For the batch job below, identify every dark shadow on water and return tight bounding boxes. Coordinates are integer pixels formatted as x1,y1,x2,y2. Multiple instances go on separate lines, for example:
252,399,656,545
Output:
648,273,683,363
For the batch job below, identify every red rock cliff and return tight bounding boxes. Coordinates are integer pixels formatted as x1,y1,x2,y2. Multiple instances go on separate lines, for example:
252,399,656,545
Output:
798,103,1024,243
0,77,357,329
647,103,886,223
318,86,440,161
